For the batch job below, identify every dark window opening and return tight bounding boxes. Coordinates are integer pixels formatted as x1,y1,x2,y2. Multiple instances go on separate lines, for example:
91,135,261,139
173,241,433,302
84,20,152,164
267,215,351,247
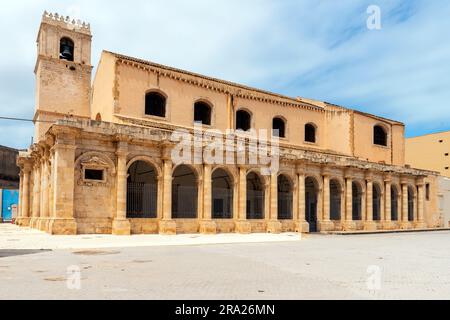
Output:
84,169,104,181
305,177,318,232
145,92,166,117
172,165,198,219
212,169,233,219
374,125,387,146
391,186,399,221
373,184,381,221
272,117,286,138
408,187,415,222
439,140,444,143
236,110,251,131
247,172,264,219
445,153,449,156
305,123,316,143
194,101,212,125
60,37,74,62
95,113,102,122
277,175,293,220
330,180,341,221
352,182,362,221
127,161,158,219
426,183,430,201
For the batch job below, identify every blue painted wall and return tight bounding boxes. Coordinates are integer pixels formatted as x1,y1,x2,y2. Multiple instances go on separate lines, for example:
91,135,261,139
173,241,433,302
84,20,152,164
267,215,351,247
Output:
1,189,19,221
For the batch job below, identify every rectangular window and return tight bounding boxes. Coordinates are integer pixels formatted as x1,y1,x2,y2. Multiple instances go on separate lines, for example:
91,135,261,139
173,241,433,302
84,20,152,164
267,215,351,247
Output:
84,169,104,181
426,183,430,201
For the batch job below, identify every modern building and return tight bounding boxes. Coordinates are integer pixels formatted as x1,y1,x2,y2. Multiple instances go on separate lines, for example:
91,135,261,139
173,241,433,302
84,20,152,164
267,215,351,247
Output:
438,177,450,228
406,131,450,178
0,145,20,222
15,12,442,235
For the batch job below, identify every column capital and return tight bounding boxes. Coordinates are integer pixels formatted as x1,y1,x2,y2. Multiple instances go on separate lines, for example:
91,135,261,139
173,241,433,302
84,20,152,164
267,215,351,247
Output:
415,177,426,186
384,173,392,183
365,169,374,181
321,166,331,177
400,176,409,185
344,168,354,180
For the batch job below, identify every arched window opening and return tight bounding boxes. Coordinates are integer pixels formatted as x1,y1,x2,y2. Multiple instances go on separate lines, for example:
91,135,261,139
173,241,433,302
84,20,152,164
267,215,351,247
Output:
126,161,158,218
391,186,399,221
272,117,286,138
330,180,341,221
352,182,362,221
408,186,415,222
194,101,212,125
305,177,319,232
374,125,387,146
95,113,102,122
145,92,166,118
373,184,381,221
305,123,316,143
236,110,251,131
60,37,74,62
277,175,293,220
172,165,198,219
246,172,264,219
212,169,233,219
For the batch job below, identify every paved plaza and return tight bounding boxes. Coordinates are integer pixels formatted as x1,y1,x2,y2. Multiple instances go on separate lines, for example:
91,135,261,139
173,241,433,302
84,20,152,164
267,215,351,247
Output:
0,224,449,300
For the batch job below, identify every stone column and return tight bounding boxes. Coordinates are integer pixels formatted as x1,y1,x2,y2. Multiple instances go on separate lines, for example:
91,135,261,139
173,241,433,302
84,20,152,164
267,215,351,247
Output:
236,165,251,233
382,176,394,230
200,164,217,234
30,161,41,229
267,172,282,234
112,140,131,235
159,143,176,235
18,164,31,226
343,172,356,231
17,172,23,222
319,170,334,232
415,179,427,229
400,179,410,229
295,165,309,233
38,154,50,232
48,129,78,235
364,175,377,231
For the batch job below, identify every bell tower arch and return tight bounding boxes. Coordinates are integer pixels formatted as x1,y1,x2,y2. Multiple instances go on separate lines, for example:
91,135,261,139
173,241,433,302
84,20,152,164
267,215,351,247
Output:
34,11,93,142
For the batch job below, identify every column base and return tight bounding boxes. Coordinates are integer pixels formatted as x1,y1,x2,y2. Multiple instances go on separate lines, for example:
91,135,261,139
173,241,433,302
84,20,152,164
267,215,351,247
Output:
295,221,310,233
15,217,30,227
29,217,39,229
318,220,335,232
267,220,282,234
37,218,50,232
381,221,396,230
199,220,217,234
158,220,177,235
112,219,131,235
363,221,378,231
400,222,412,230
48,218,77,235
414,221,427,229
235,221,252,234
343,221,356,231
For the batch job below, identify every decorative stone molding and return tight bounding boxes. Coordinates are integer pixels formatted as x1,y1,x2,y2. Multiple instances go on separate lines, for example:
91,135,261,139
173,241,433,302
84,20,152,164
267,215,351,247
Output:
75,152,116,187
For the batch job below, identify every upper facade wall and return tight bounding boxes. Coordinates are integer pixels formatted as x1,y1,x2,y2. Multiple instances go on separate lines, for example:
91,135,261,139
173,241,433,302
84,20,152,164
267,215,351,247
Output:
91,52,406,165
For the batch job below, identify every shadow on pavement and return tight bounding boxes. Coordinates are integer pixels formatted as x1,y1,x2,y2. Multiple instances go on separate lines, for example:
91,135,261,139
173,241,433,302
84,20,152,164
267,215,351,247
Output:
0,249,52,258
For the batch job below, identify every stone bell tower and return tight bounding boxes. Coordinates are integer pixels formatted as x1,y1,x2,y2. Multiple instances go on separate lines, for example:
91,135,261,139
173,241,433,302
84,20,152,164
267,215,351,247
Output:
34,11,93,142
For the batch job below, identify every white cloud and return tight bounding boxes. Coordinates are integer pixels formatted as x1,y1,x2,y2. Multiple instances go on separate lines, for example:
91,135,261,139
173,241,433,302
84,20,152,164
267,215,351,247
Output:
0,0,448,149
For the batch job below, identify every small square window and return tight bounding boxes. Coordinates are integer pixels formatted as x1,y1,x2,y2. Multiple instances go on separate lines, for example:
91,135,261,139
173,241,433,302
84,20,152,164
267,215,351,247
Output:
84,169,104,181
445,153,449,156
439,140,444,143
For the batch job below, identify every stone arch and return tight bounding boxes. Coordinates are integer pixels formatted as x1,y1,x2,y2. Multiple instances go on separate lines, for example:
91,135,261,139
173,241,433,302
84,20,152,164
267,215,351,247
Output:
391,184,400,221
305,122,317,143
305,176,320,232
212,168,234,219
278,174,293,220
172,164,198,219
60,37,74,61
236,108,252,132
373,182,382,221
145,89,167,118
330,178,342,221
127,156,162,179
374,123,389,146
126,160,158,218
272,116,287,138
194,99,213,126
246,171,265,220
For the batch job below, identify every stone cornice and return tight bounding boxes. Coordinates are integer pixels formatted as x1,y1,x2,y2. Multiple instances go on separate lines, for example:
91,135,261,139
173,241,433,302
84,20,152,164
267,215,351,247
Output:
52,119,439,178
110,52,324,112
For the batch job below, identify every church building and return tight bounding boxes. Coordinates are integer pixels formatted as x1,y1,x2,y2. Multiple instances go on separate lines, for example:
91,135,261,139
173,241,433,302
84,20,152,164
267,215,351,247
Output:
15,12,442,235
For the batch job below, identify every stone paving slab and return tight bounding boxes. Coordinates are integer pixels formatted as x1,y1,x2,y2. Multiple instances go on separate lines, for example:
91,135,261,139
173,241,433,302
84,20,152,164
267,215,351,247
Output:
0,224,301,250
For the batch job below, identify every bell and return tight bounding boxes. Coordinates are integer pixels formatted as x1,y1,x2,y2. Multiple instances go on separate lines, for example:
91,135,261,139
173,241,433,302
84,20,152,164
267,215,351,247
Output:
60,45,73,61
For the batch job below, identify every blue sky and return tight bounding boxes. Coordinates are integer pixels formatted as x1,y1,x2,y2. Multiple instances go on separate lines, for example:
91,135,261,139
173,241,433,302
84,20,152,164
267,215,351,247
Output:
0,0,449,149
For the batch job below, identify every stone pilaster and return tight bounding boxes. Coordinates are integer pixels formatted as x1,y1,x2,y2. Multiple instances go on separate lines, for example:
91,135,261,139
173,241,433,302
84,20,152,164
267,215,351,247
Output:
112,139,131,235
343,171,356,231
200,164,217,234
16,161,32,226
400,179,410,229
415,178,427,229
364,174,377,231
318,169,334,232
30,160,41,229
38,152,50,232
267,172,282,234
236,166,251,234
159,143,176,235
48,128,78,235
295,165,309,233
